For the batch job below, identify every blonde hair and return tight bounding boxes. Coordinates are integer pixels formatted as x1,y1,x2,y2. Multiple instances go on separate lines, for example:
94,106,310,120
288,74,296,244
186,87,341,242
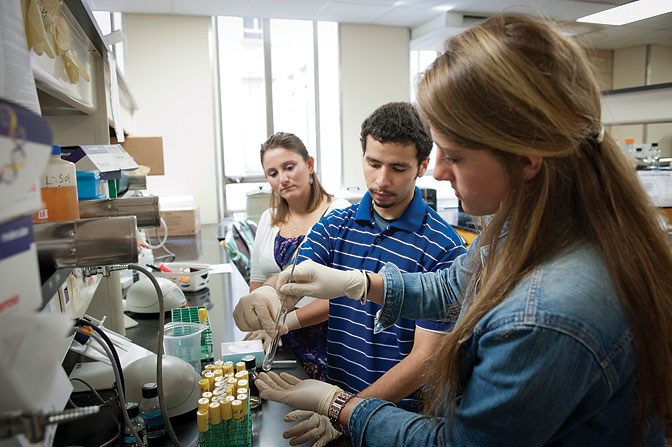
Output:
260,132,331,226
417,14,672,439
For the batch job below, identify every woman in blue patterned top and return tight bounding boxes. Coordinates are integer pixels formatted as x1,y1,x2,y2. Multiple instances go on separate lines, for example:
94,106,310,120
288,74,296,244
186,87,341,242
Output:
255,14,672,446
247,132,349,380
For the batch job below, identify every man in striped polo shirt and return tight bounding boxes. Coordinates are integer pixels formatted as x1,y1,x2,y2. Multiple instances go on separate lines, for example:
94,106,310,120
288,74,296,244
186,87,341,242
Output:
235,102,465,441
291,102,465,411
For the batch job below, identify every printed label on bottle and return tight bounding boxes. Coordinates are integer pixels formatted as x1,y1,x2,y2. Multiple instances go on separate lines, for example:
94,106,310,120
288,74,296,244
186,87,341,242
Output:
141,410,164,427
40,164,76,188
123,427,147,447
141,409,165,438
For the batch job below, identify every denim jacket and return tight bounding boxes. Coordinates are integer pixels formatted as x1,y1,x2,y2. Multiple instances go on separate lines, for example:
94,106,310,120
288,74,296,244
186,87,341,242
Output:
348,236,664,447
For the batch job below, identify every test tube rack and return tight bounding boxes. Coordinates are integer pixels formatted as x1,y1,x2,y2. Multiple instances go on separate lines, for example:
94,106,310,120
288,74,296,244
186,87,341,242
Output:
197,399,251,447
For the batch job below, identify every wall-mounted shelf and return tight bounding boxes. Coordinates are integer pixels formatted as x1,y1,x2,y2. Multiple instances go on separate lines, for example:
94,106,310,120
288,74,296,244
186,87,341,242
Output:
601,82,672,126
31,0,137,143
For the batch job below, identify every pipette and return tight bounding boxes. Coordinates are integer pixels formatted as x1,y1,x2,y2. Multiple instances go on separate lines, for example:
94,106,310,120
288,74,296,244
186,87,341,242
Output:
261,247,301,371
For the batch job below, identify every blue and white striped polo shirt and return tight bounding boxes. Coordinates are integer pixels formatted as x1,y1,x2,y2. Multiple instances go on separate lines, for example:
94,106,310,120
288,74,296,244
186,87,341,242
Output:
298,188,466,411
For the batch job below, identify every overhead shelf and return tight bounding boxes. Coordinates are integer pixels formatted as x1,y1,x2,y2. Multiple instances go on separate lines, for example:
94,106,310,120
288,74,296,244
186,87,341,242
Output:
31,0,137,136
601,82,672,126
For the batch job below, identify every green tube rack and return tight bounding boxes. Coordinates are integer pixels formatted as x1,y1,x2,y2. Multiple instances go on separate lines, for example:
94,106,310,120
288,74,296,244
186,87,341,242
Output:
197,399,251,447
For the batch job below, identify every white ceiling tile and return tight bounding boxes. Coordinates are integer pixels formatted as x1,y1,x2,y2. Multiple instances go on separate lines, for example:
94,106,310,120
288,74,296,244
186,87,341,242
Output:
171,0,249,17
316,2,392,23
373,7,442,27
84,0,671,49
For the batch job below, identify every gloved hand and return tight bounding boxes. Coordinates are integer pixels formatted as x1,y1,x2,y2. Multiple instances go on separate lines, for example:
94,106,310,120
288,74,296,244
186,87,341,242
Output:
255,371,342,416
233,285,282,337
243,310,302,349
243,330,278,351
277,260,366,301
283,410,342,447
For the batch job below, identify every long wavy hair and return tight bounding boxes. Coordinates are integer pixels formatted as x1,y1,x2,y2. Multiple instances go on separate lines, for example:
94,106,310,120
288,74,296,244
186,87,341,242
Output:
260,132,331,226
417,14,672,440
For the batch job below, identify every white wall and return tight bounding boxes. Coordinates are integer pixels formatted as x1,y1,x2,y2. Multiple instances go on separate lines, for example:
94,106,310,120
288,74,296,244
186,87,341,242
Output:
609,45,672,157
339,24,410,191
124,14,218,224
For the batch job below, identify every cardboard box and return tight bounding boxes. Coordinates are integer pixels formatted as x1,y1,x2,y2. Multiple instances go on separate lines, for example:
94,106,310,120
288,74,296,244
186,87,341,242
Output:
157,196,201,237
61,144,138,180
112,136,164,176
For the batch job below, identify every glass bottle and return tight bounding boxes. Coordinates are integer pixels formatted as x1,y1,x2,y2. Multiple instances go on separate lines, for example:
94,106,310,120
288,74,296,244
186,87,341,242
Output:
139,382,166,438
241,354,261,411
33,145,80,223
123,402,147,447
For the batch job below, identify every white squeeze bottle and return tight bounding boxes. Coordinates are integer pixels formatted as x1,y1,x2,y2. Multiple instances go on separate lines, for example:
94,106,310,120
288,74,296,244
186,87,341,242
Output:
33,145,80,222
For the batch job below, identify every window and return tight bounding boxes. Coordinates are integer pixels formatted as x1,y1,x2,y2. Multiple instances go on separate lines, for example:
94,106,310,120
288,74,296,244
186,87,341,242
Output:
92,11,125,74
410,49,458,209
216,17,341,215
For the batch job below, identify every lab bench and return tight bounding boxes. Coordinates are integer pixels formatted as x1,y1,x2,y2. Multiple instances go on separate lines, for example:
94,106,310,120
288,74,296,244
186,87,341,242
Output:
57,223,349,446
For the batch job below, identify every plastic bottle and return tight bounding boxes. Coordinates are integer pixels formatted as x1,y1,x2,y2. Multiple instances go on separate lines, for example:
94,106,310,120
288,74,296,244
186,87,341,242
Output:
33,145,80,223
139,383,166,438
241,354,261,411
123,402,147,447
650,143,661,169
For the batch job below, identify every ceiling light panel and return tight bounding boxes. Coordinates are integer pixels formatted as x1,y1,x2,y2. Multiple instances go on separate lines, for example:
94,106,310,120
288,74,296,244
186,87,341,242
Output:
577,0,672,25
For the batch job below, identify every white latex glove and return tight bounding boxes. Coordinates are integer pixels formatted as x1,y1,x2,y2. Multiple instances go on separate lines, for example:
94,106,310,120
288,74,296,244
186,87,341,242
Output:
243,310,301,349
283,410,342,447
277,260,366,301
281,309,302,334
255,371,342,416
243,330,279,351
233,285,282,337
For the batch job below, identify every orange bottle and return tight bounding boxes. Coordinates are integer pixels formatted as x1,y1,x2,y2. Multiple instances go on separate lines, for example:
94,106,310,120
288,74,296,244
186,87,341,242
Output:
33,145,80,222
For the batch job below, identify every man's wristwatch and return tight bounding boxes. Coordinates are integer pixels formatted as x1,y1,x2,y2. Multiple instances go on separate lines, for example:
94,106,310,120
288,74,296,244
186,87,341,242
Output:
328,391,356,433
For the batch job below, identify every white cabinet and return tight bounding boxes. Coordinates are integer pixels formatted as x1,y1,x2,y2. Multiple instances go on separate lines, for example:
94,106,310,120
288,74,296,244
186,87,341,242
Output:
30,0,137,146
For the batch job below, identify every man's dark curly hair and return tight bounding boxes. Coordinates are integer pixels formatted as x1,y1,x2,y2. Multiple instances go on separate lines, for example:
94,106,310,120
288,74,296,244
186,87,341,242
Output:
360,102,433,165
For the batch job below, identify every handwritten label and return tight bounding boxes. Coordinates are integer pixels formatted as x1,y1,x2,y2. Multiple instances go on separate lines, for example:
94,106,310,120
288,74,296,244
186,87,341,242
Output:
40,164,76,188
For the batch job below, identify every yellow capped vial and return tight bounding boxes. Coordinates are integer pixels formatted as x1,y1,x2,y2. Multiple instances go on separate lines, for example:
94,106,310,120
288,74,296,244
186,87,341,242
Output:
223,361,234,375
234,370,249,382
237,394,249,416
199,308,208,323
214,369,224,379
235,361,246,373
208,402,221,425
204,371,215,389
197,409,209,433
221,396,233,420
236,379,248,393
199,378,210,394
197,397,210,412
201,391,213,400
232,399,244,422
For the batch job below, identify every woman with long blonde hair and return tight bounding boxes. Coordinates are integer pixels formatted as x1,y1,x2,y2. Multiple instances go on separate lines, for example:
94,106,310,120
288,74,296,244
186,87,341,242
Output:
255,14,672,446
245,132,350,380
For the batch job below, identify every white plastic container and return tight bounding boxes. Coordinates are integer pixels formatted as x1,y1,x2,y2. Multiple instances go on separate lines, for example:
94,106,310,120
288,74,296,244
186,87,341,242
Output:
163,322,207,372
155,263,209,292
